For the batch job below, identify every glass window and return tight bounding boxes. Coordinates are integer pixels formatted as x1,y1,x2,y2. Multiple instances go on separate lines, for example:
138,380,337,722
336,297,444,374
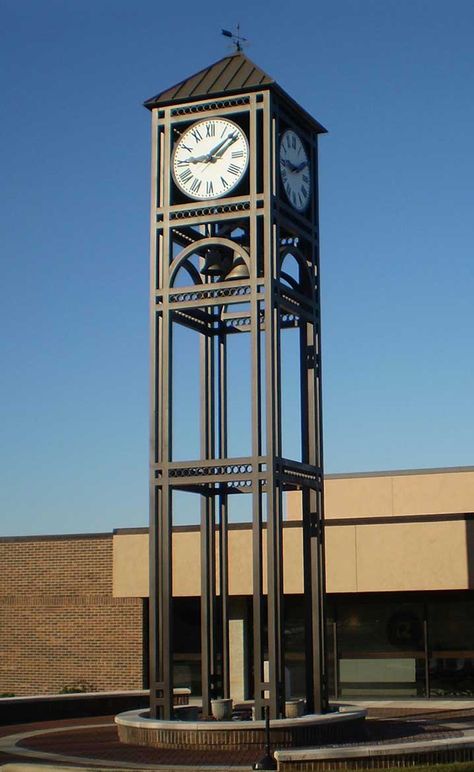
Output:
429,597,474,697
338,600,424,656
337,599,426,697
429,598,474,652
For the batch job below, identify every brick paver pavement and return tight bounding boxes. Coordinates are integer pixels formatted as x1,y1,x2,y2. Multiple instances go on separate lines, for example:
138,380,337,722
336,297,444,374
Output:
1,707,474,769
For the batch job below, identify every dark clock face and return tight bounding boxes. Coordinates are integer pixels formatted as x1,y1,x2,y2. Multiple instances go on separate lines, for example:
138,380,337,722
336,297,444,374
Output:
172,118,249,200
279,130,311,211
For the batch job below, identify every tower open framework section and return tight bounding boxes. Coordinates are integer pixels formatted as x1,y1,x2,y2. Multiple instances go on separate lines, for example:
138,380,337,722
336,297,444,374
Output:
146,55,327,721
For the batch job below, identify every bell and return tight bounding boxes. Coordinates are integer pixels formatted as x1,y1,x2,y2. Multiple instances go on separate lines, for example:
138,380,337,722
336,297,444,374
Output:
201,247,226,276
225,252,250,281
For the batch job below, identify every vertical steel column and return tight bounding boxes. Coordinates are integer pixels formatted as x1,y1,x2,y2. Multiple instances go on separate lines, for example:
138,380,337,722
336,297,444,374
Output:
150,105,174,719
148,105,159,721
265,200,285,720
300,319,326,712
314,136,328,712
200,325,216,716
160,485,173,718
249,93,265,719
218,329,230,699
148,485,158,717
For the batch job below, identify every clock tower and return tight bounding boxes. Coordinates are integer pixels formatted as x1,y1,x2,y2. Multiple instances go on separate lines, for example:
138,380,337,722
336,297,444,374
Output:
145,52,327,720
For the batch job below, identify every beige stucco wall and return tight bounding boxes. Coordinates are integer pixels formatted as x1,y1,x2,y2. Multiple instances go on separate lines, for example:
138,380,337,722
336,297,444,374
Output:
113,467,474,598
113,533,148,598
324,469,474,519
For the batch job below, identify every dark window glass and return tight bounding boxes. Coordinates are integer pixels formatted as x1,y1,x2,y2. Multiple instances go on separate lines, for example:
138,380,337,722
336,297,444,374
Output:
429,599,474,652
338,600,424,656
337,599,426,698
429,598,474,697
284,595,305,697
172,597,201,695
430,658,474,697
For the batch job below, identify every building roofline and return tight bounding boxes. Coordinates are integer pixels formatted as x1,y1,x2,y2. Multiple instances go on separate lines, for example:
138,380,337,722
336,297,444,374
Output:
325,464,474,480
0,532,112,544
2,464,473,542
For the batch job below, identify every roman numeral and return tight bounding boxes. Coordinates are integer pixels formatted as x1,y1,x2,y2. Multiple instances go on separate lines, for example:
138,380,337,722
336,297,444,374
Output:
190,178,202,193
220,176,229,189
179,168,192,183
301,186,307,198
205,122,215,137
303,174,309,184
191,127,202,143
281,168,288,181
206,181,214,196
291,191,297,206
292,135,296,149
232,150,244,158
228,163,240,176
181,143,193,153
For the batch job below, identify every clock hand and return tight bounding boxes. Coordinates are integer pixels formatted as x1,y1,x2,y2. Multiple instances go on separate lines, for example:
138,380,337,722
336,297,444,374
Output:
294,160,308,172
204,131,239,162
281,158,299,173
176,154,210,165
176,132,239,165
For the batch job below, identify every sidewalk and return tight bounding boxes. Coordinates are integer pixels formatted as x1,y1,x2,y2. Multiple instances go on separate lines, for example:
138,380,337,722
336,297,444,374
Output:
2,702,474,771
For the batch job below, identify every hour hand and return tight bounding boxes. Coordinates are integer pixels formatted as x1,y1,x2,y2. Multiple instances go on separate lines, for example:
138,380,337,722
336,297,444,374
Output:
294,160,308,172
177,154,209,164
280,158,298,173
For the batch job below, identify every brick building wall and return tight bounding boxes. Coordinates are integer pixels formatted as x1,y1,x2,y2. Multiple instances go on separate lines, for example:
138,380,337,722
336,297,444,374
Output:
0,534,144,696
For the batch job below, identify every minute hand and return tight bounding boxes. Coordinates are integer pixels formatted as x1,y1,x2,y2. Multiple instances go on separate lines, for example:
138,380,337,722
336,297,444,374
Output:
207,132,239,161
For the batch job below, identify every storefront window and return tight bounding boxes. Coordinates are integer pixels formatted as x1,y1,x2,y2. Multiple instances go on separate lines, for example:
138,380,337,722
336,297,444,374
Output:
429,598,474,697
173,597,201,694
337,599,426,698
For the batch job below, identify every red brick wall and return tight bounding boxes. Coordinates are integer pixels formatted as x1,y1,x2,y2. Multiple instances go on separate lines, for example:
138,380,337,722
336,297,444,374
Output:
0,534,144,696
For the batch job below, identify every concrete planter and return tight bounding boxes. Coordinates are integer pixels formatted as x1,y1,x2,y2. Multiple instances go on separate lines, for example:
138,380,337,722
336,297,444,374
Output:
211,698,233,720
285,699,305,718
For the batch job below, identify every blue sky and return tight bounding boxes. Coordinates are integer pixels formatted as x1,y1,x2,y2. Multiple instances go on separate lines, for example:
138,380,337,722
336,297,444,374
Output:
1,0,473,536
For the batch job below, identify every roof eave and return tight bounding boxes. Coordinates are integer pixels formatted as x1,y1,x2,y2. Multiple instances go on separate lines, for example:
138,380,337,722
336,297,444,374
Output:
143,80,271,111
144,81,327,135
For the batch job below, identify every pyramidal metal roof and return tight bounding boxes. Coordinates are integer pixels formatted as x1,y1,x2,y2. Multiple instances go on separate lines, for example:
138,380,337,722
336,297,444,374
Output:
144,52,273,109
144,52,326,133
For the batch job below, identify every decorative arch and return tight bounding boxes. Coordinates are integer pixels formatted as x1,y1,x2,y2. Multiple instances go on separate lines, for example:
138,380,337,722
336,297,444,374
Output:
169,237,251,288
280,246,313,296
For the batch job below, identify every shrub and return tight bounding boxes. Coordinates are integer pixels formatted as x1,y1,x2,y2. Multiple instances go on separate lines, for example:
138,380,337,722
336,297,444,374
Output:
59,683,93,694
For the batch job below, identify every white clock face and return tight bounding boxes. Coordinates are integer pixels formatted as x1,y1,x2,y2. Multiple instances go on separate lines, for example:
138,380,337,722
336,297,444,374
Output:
172,118,249,200
279,129,311,211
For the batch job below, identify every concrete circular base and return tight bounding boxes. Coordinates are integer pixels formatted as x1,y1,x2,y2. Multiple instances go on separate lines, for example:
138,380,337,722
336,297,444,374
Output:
115,706,367,751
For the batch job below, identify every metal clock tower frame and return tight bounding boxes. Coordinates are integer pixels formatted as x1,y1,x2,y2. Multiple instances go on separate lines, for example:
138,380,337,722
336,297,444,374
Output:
145,53,327,720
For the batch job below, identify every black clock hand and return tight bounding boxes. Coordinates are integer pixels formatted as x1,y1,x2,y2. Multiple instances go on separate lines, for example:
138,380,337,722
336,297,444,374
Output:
294,160,308,172
206,131,238,162
281,158,299,173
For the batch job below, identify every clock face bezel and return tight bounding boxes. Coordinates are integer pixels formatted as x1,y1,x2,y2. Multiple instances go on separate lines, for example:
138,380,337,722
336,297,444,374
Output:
171,117,249,201
279,129,311,212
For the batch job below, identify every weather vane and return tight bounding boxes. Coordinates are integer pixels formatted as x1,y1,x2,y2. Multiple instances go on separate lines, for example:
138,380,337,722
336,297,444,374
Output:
221,25,248,52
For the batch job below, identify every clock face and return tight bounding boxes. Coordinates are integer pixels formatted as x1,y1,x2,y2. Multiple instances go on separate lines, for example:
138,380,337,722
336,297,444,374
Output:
172,118,249,200
279,129,311,212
